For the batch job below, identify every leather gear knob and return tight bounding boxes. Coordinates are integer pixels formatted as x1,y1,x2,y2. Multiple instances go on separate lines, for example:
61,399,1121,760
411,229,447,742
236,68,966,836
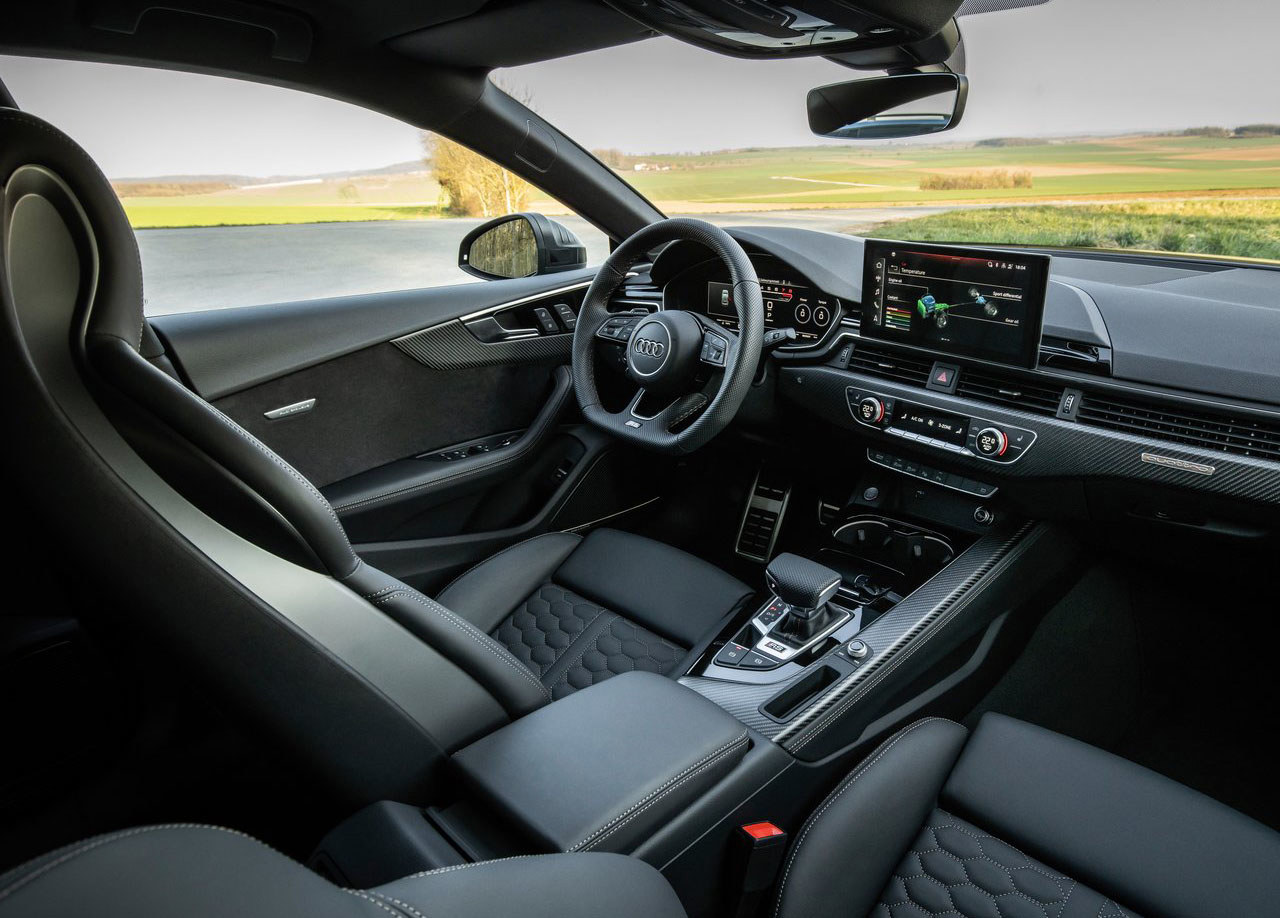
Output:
765,553,842,611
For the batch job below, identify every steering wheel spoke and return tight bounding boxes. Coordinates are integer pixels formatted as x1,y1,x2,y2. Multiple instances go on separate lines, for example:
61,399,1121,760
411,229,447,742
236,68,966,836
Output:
572,218,764,454
691,313,735,369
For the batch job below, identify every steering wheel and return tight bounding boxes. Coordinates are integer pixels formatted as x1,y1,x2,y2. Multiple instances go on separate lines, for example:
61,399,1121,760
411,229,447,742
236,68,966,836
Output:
572,219,764,454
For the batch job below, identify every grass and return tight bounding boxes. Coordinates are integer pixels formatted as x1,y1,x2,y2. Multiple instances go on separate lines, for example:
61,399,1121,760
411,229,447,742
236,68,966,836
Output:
122,169,444,228
125,202,440,229
866,199,1280,262
113,135,1280,263
615,134,1280,206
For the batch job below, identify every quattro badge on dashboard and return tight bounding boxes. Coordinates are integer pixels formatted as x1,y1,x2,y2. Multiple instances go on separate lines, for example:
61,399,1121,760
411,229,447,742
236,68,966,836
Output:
1140,453,1215,476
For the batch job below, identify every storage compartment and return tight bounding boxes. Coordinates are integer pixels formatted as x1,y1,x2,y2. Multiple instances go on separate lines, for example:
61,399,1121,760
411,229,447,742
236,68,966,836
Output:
760,663,845,722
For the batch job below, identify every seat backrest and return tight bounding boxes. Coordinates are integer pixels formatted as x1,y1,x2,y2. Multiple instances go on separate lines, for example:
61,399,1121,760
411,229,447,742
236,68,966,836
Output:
0,107,543,801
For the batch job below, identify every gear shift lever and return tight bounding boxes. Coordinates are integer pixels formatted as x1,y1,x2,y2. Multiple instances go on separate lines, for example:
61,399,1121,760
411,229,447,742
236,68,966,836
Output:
765,554,842,643
766,553,842,618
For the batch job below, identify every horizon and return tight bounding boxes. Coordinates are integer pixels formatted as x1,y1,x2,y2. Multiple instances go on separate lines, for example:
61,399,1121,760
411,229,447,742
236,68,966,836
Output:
3,0,1278,179
104,126,1275,184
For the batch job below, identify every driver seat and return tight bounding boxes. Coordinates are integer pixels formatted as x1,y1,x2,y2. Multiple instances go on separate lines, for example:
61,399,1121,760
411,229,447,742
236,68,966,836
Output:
0,108,750,768
438,528,751,699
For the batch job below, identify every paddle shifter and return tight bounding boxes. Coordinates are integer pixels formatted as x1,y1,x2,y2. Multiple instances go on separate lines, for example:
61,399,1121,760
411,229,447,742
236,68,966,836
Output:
747,554,851,662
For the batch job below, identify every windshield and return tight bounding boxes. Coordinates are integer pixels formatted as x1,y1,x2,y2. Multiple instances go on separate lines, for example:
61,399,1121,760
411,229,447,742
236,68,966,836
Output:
505,0,1280,264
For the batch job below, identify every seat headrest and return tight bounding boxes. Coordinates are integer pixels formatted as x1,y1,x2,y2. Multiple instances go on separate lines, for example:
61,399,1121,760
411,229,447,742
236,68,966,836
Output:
0,109,145,351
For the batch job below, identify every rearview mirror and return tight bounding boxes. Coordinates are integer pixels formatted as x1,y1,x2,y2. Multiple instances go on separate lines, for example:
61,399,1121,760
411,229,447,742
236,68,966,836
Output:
459,212,587,280
807,72,968,140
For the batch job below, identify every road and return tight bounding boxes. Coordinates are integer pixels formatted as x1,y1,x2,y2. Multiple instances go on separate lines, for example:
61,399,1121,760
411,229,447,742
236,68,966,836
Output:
135,207,959,315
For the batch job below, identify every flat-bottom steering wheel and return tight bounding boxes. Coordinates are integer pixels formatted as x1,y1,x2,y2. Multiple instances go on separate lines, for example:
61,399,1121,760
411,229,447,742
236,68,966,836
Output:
571,219,764,454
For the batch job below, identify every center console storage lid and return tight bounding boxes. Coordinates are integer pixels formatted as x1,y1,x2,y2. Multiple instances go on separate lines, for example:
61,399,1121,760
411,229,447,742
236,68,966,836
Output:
452,671,751,855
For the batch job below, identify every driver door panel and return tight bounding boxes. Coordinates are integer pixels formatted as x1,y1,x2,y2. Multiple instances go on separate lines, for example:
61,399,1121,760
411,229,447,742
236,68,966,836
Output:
150,272,652,589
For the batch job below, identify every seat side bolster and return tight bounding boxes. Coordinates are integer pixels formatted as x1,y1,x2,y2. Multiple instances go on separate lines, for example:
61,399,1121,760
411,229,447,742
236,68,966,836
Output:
942,712,1280,918
347,560,550,720
773,718,969,918
436,532,584,632
375,852,687,918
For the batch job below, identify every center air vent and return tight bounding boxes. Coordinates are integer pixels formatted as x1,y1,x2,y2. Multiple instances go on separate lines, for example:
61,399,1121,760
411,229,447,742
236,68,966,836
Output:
847,343,931,387
956,369,1063,417
1079,393,1280,462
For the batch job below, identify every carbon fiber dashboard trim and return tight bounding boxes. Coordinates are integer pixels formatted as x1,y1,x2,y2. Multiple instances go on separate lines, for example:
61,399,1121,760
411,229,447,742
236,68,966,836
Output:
781,365,1280,505
678,524,1036,740
393,320,571,370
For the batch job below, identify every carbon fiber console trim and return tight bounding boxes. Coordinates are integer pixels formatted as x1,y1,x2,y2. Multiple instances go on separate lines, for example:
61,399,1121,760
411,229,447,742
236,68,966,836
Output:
781,366,1280,505
777,522,1038,753
678,523,1037,740
393,319,571,370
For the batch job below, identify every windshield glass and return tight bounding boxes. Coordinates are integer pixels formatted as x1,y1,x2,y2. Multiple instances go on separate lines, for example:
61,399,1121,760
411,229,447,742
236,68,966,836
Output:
505,0,1280,264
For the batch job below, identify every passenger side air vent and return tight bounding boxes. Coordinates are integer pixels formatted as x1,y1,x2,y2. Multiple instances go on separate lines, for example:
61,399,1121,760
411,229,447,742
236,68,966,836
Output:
956,369,1064,417
1079,393,1280,462
1039,336,1112,377
847,343,931,387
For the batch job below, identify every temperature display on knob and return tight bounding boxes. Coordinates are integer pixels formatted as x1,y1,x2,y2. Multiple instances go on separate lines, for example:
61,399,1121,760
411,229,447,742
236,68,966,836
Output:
975,427,1009,457
858,396,885,424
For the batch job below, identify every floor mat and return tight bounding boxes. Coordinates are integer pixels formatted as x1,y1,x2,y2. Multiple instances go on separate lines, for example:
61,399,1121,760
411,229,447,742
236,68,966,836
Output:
968,559,1280,831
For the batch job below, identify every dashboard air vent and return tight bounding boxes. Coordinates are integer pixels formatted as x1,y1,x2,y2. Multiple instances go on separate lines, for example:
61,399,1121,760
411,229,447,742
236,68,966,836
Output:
956,369,1063,417
1079,393,1280,462
847,343,931,387
610,268,662,313
1039,337,1112,377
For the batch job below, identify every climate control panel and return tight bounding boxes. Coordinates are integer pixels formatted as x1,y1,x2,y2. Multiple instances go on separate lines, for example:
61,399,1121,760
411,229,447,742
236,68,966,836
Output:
845,386,1037,464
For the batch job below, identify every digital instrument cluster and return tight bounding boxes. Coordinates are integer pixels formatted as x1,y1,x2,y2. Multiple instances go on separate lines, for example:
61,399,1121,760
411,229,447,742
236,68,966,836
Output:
706,278,839,344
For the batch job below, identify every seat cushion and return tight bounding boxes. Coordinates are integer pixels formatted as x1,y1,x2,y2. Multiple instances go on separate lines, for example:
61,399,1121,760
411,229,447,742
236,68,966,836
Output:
775,714,1280,918
0,824,687,918
438,529,752,700
875,808,1135,918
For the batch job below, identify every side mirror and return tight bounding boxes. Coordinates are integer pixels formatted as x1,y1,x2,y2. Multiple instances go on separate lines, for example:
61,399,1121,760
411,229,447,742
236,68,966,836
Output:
459,212,587,280
807,71,968,141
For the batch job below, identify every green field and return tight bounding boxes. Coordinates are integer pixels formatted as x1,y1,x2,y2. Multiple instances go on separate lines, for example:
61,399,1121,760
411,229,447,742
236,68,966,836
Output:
115,134,1280,261
868,199,1280,262
119,134,1280,227
617,134,1280,207
120,170,444,229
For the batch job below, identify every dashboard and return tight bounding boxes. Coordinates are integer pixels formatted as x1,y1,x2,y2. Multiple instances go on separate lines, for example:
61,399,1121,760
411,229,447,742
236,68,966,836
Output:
636,225,1280,523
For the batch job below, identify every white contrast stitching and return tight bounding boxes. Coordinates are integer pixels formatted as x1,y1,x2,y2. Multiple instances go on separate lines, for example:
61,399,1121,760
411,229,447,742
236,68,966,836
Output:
366,891,431,918
571,730,749,852
0,824,287,902
398,855,543,880
773,718,956,918
375,590,551,700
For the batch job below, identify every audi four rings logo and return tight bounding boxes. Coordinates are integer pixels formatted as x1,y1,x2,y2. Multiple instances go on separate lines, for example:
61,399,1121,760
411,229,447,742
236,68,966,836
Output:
633,337,666,358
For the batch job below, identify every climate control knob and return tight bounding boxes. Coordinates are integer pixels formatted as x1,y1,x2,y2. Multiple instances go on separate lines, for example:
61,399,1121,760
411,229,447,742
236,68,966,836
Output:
857,396,886,424
975,426,1009,457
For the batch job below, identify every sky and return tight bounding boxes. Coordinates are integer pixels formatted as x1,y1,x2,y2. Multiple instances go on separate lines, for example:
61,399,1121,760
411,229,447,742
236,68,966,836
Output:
2,0,1277,178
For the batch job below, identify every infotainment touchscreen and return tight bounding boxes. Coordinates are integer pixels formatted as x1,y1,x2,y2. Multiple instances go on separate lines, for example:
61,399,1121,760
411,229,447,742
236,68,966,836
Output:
860,240,1050,368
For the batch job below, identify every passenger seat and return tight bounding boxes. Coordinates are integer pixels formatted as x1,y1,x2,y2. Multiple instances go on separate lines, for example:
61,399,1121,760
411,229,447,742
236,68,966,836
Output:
4,714,1278,917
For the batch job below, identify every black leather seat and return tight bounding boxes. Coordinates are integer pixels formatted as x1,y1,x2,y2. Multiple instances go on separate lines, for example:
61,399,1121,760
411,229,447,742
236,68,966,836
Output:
438,528,752,700
773,713,1280,918
0,105,747,743
5,714,1279,917
0,825,686,918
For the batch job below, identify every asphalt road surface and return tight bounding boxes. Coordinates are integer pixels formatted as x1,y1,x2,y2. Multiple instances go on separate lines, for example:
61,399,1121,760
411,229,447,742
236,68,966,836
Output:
136,208,957,316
